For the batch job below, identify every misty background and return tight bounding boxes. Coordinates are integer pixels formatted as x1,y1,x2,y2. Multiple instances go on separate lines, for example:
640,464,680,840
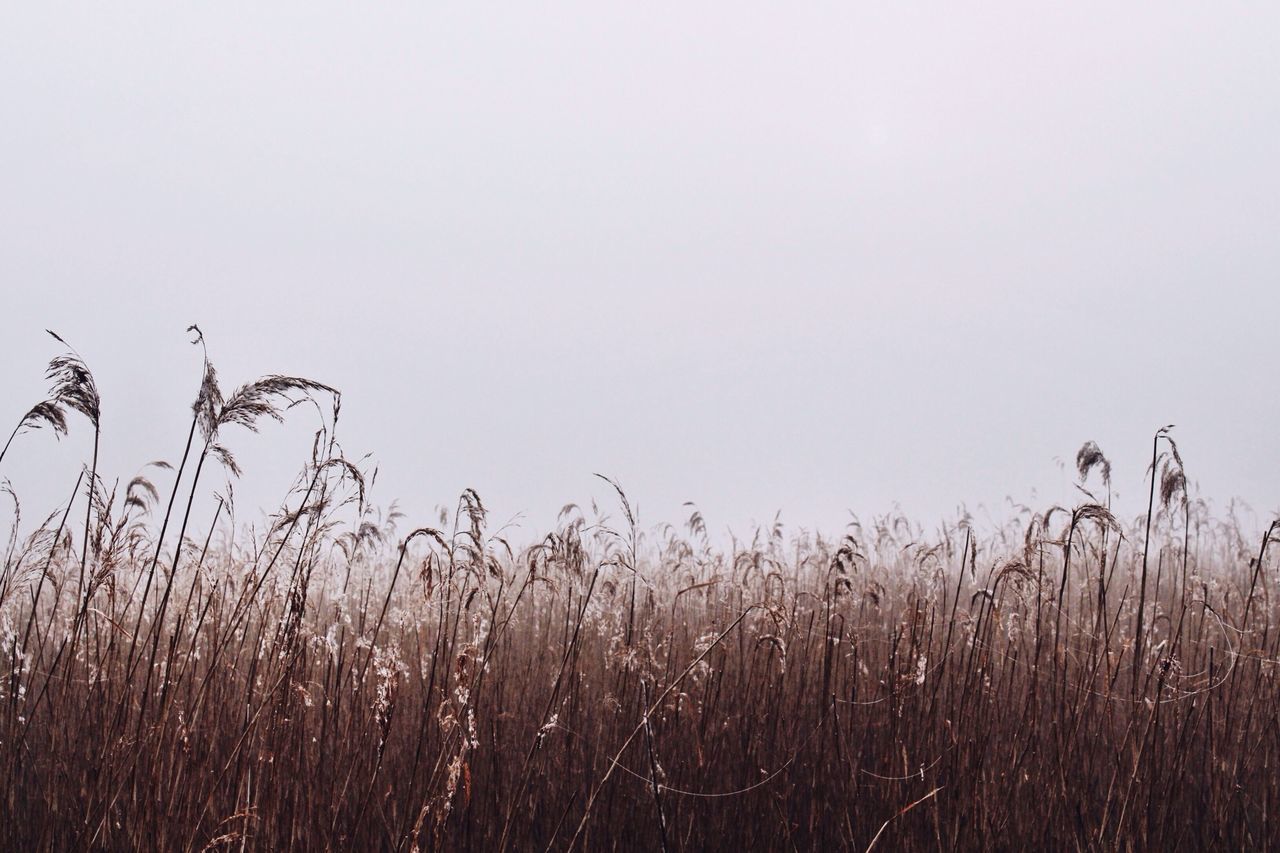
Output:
2,3,1277,542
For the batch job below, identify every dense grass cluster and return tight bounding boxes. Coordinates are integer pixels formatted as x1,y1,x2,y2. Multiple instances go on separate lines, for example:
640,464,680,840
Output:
3,335,1279,850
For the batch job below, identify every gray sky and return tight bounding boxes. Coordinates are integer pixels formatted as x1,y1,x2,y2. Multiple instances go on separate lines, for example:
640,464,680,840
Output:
2,3,1278,541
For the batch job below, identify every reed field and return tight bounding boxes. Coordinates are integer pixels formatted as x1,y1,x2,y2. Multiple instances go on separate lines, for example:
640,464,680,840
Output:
3,333,1278,851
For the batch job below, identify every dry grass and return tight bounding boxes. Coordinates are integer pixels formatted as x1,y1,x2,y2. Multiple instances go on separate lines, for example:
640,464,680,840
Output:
3,337,1279,850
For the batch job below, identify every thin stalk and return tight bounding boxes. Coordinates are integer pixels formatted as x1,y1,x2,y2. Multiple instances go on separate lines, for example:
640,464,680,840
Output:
1135,430,1160,695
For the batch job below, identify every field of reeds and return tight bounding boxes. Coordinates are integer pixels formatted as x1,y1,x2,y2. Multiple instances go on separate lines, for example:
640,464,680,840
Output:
3,333,1279,851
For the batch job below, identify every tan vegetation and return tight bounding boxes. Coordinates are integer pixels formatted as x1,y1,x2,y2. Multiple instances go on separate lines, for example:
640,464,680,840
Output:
2,333,1277,850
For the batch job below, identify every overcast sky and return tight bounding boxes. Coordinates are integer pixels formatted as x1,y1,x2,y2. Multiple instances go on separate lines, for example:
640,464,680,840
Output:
2,3,1277,541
